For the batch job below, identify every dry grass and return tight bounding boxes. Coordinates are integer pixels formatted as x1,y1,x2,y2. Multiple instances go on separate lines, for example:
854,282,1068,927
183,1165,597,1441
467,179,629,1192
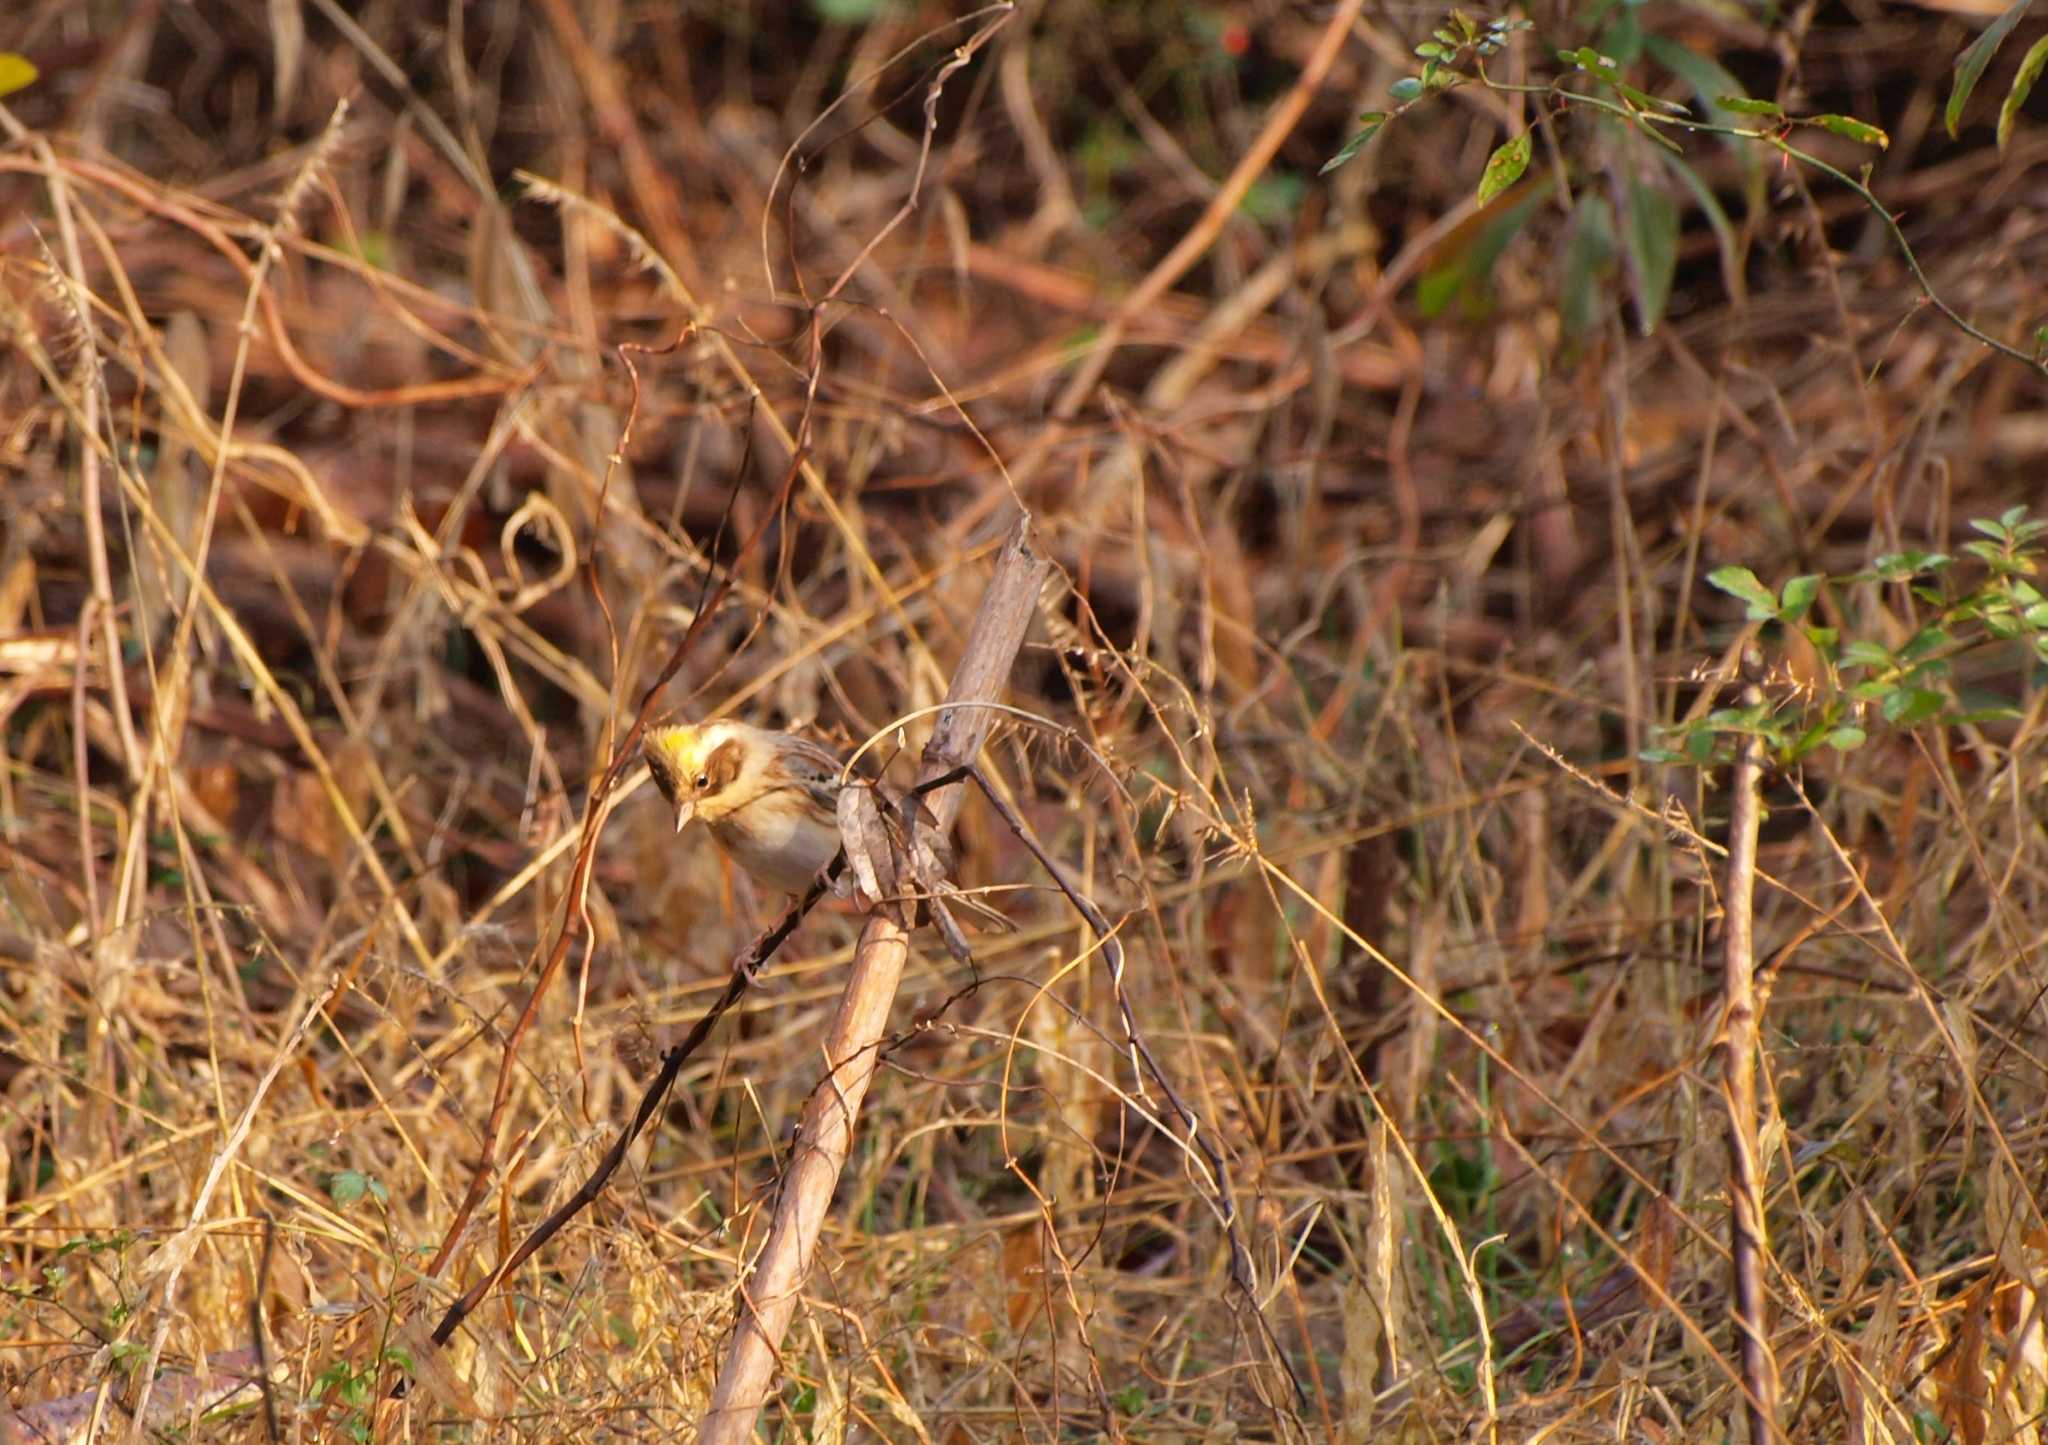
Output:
3,2,2048,1441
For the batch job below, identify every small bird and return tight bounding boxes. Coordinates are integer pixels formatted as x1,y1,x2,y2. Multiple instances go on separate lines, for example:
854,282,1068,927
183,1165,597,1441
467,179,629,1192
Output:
642,720,849,895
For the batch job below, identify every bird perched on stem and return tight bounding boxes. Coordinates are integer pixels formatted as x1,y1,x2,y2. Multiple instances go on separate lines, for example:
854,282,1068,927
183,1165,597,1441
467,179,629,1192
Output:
642,720,850,895
647,716,1013,966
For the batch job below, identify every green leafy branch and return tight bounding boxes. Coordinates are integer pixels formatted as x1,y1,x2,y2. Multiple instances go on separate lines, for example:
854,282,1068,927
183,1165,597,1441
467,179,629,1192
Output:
1642,507,2048,770
1322,10,2048,377
1319,13,1530,174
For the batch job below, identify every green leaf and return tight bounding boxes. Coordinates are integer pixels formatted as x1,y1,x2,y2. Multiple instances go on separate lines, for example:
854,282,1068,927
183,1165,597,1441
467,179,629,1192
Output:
1874,550,1950,580
1321,114,1390,173
1417,190,1543,319
1239,172,1307,222
813,0,892,20
1622,178,1678,335
1708,565,1779,618
1786,720,1830,760
1627,100,1688,154
1559,193,1618,345
1572,47,1622,82
1899,624,1952,662
1951,687,2022,720
1706,703,1773,731
1827,726,1868,751
1881,687,1945,725
1949,0,2035,137
1685,727,1720,763
1417,265,1465,318
327,1168,387,1206
1477,131,1533,206
1616,82,1690,116
0,54,36,100
1391,76,1425,102
1810,113,1890,148
1778,573,1822,621
1716,95,1785,117
1659,151,1745,306
1841,640,1894,669
1599,5,1645,67
1645,36,1758,136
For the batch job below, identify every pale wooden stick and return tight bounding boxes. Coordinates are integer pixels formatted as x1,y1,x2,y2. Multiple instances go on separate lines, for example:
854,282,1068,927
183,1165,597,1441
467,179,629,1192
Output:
1720,675,1780,1443
700,515,1048,1443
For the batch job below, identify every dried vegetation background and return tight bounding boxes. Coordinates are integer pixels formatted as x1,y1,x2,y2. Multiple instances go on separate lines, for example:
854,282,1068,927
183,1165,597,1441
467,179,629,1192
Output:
3,0,2048,1440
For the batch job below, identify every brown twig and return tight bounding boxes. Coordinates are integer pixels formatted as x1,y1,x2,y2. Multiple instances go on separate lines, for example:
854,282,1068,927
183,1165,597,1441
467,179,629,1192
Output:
951,757,1300,1404
698,514,1048,1443
1720,672,1780,1443
953,762,1258,1286
251,1215,281,1442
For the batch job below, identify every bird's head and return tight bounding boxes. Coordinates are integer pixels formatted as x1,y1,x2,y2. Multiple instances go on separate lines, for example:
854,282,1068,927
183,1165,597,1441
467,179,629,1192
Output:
643,721,752,830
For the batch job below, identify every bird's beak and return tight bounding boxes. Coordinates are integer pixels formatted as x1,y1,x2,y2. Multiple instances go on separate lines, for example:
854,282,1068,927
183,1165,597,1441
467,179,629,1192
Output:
672,799,695,833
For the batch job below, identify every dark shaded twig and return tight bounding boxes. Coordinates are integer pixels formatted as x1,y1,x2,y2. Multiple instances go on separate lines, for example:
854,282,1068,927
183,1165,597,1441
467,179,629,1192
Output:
428,855,844,1345
252,1215,280,1443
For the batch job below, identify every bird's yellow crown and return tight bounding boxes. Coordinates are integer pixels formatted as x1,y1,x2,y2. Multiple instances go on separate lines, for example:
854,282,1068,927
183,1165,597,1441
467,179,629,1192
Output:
643,720,768,827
